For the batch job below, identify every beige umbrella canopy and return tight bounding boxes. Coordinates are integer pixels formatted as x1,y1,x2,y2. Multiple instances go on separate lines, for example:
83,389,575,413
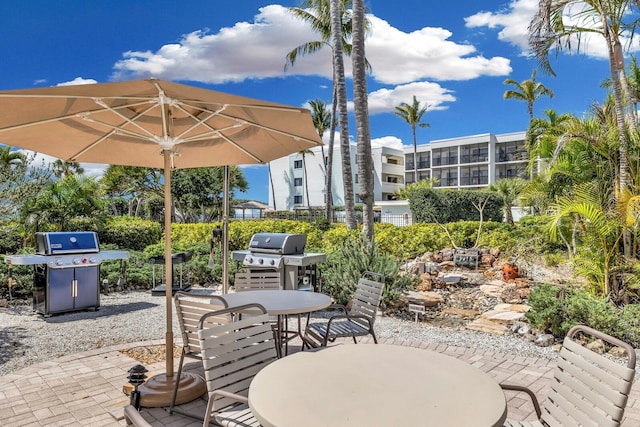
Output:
0,78,322,405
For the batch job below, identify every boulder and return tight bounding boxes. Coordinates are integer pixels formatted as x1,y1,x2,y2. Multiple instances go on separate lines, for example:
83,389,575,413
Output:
406,291,443,307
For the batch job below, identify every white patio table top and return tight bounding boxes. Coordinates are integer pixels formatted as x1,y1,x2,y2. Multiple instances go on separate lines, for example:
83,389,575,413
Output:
249,343,508,427
221,290,331,316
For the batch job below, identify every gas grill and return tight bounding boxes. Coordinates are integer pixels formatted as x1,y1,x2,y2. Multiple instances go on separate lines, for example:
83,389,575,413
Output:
4,231,129,316
231,233,326,290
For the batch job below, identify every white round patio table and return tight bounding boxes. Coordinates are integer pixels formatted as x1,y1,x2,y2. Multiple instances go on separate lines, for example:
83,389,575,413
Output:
249,344,508,427
221,290,331,355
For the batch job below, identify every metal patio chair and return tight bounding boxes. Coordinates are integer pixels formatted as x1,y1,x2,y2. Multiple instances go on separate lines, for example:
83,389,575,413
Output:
501,324,636,427
303,271,385,348
199,303,279,427
233,270,281,291
169,291,229,418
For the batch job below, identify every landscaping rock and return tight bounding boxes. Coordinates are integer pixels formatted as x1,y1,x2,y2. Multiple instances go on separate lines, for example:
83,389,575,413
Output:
535,334,555,347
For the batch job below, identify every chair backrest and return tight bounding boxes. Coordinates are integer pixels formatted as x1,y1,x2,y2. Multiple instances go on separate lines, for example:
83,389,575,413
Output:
234,270,281,292
540,325,636,427
198,303,279,412
349,271,385,328
174,291,229,356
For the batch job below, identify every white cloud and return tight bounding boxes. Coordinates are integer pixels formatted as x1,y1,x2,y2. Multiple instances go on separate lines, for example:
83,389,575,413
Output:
112,5,511,86
56,77,98,86
371,136,403,150
364,81,456,115
464,0,640,60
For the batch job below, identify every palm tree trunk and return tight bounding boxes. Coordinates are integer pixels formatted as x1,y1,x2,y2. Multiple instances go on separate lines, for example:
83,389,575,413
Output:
412,124,418,183
268,162,277,211
302,152,311,208
325,83,336,222
331,0,356,229
352,0,374,241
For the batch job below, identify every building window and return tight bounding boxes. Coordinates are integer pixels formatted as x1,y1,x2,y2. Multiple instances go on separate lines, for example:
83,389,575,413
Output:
294,160,303,169
294,177,303,186
355,174,358,184
294,195,303,204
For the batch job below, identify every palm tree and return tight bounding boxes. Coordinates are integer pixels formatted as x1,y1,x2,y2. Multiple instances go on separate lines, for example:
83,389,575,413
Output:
503,69,554,123
329,0,356,228
394,96,430,184
0,145,26,169
526,108,575,175
52,159,84,178
299,148,315,208
308,98,331,175
529,0,640,256
489,177,527,226
351,0,374,240
287,0,369,227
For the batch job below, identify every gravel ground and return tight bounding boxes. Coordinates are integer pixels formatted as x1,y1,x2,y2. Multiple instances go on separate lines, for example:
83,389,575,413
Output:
0,289,563,376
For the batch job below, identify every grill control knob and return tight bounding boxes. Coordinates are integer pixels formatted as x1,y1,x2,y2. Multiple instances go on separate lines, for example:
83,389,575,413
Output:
89,257,97,264
246,257,253,264
73,258,81,265
55,259,64,266
269,259,275,266
258,258,264,265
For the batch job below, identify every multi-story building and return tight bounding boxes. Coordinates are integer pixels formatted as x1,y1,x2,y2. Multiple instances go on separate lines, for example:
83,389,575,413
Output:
405,131,528,188
268,143,405,210
268,131,527,210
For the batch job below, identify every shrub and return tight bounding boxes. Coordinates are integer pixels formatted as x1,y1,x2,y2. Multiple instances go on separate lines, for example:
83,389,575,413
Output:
100,216,162,251
319,237,418,308
409,188,504,223
526,282,626,340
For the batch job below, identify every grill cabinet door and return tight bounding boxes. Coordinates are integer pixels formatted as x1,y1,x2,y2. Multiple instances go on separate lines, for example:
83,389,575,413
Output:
47,268,75,313
74,266,99,309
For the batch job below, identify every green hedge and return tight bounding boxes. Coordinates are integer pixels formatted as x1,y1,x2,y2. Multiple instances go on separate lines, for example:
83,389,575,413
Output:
409,188,504,223
99,216,162,251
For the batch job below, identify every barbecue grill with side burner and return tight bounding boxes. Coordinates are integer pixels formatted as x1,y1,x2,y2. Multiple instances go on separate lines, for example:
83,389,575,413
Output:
231,233,326,290
4,231,129,316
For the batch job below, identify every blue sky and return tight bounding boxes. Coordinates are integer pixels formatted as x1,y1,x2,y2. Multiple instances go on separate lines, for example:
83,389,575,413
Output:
0,0,628,202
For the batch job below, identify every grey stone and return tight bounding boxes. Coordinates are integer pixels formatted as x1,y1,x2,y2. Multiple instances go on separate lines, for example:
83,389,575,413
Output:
535,334,555,347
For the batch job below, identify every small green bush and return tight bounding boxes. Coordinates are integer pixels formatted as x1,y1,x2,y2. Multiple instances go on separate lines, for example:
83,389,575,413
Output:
526,282,626,341
319,237,418,308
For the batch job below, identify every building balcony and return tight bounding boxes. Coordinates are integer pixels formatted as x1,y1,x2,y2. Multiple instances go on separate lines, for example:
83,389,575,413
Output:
381,181,403,195
382,162,405,176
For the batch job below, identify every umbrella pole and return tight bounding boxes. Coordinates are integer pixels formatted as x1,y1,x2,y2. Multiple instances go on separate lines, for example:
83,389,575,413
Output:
138,150,205,408
223,165,229,294
163,150,174,377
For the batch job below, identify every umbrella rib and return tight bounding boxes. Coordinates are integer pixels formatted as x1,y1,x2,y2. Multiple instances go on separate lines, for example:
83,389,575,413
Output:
92,98,162,140
216,111,321,145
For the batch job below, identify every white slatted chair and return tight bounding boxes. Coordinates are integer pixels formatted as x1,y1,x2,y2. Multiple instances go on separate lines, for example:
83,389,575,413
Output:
169,291,229,417
303,271,385,348
199,303,279,427
234,270,281,291
501,325,636,427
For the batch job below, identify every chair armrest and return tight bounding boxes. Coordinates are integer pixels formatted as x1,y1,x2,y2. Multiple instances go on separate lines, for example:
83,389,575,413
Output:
500,383,542,418
211,389,249,405
325,304,347,313
123,405,152,427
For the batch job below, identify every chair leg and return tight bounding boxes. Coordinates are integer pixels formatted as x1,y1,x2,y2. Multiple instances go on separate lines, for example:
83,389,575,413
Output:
169,351,186,414
370,330,378,344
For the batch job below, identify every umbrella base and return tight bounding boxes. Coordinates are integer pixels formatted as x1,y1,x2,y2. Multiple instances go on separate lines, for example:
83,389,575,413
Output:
138,372,206,408
150,284,192,296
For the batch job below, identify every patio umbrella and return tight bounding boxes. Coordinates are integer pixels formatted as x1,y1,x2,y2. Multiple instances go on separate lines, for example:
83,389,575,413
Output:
0,78,322,405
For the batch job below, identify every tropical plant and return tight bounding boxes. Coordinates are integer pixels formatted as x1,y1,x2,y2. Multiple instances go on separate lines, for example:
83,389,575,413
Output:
503,69,554,123
489,177,527,225
529,0,640,257
395,178,438,200
394,96,430,183
52,160,84,178
21,174,105,232
0,145,26,169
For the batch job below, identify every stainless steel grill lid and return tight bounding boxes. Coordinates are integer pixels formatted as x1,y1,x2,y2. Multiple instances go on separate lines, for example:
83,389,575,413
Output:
248,233,306,255
35,232,100,255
